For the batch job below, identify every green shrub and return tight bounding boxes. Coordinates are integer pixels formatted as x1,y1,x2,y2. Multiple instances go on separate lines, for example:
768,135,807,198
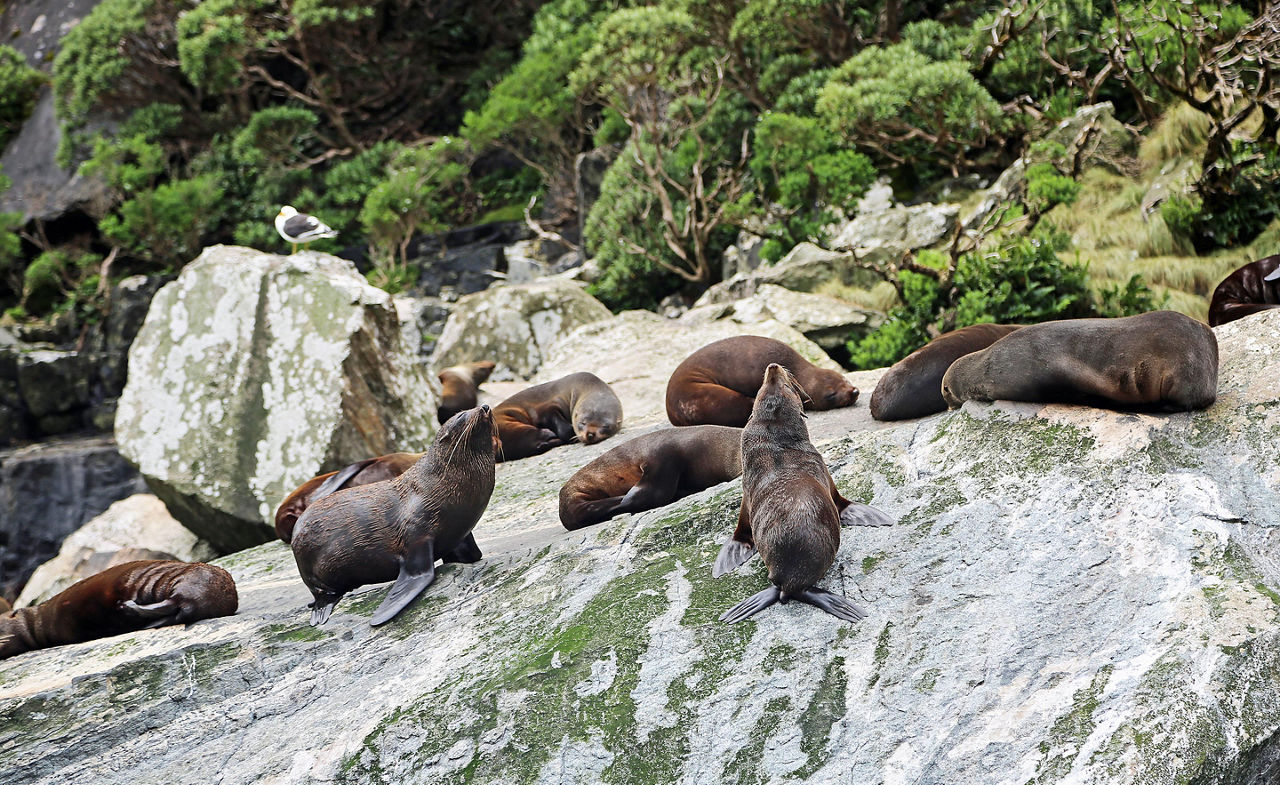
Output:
230,107,320,167
360,138,470,266
21,249,100,317
0,45,46,152
101,174,226,264
1095,273,1167,317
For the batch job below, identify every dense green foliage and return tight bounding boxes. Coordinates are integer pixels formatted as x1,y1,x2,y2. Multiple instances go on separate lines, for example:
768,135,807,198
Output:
0,46,45,152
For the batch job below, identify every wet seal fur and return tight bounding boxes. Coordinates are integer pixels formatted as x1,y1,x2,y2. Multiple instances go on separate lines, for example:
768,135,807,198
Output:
0,560,238,659
870,323,1022,421
1208,255,1280,327
291,405,498,626
493,372,623,461
275,452,423,543
559,425,743,530
713,364,893,624
941,310,1218,411
438,360,496,424
666,336,858,427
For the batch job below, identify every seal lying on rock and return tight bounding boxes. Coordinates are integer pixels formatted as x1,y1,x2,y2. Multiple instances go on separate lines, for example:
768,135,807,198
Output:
870,323,1022,421
941,311,1218,412
493,372,623,461
275,452,424,543
559,425,743,530
438,360,496,424
1208,256,1280,327
291,405,498,626
714,364,892,624
0,560,238,659
666,336,858,427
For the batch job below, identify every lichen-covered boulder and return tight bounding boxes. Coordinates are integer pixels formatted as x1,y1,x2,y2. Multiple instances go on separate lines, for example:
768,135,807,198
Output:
696,242,884,306
1,311,1278,785
686,283,883,351
431,279,613,380
116,246,437,553
827,202,959,253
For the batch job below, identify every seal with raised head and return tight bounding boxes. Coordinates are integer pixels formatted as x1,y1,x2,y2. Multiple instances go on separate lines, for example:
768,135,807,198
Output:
941,310,1218,411
0,560,238,659
438,360,497,424
559,425,743,530
666,336,858,428
870,323,1022,421
1208,255,1280,327
291,405,498,626
275,452,424,543
713,364,893,624
493,372,623,461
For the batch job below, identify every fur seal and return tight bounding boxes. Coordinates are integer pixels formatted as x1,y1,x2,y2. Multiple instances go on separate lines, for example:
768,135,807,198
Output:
870,323,1022,421
714,364,893,624
0,560,238,659
666,336,858,427
438,360,496,424
493,372,623,461
559,425,743,530
1208,256,1280,326
275,452,424,543
291,405,498,626
941,310,1218,411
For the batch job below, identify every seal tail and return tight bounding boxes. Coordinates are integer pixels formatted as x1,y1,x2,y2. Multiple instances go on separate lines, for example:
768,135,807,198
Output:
793,587,867,623
370,540,437,626
720,586,780,624
839,503,894,528
712,539,757,577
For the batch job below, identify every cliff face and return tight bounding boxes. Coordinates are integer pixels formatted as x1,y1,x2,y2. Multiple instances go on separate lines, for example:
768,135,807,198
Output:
1,305,1277,785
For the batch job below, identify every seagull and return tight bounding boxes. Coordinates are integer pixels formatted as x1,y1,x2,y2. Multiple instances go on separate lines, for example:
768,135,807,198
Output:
275,205,338,253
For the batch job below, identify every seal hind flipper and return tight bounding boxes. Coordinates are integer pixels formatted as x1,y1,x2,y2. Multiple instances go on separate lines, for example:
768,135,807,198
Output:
839,503,894,528
1267,267,1280,281
309,594,341,626
441,533,483,564
313,457,379,501
122,598,180,620
793,587,867,622
371,540,437,626
720,586,781,623
712,539,757,577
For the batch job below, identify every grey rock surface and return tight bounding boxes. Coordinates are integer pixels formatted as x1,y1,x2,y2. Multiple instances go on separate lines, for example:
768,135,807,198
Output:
696,242,883,306
685,283,883,351
827,202,959,253
115,246,437,553
1,311,1278,785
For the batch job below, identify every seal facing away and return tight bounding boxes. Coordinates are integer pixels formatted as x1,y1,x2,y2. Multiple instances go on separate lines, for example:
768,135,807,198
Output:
559,425,743,530
666,336,858,427
870,323,1022,421
1208,255,1280,326
275,452,425,543
291,405,498,626
0,560,238,659
493,372,623,461
438,360,496,424
713,364,893,624
941,310,1218,412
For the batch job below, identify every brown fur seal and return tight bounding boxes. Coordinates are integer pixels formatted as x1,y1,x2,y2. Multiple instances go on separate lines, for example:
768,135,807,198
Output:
1208,256,1280,326
870,323,1022,421
291,405,498,626
274,452,425,543
493,372,623,461
438,360,496,424
559,425,743,530
0,560,238,659
666,336,858,427
941,310,1218,411
713,364,893,624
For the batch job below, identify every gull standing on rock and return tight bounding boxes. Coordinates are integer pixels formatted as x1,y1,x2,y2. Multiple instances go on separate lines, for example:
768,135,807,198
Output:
275,205,338,253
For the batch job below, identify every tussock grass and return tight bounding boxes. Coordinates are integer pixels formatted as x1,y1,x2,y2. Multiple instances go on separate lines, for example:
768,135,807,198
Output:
1139,102,1211,170
816,279,901,312
1080,249,1245,295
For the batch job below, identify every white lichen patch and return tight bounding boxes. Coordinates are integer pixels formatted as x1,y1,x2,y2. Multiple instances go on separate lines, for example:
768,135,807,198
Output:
631,565,695,743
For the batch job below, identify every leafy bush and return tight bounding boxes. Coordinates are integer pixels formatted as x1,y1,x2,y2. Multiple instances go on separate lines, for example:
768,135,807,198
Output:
20,249,101,317
360,138,471,267
0,45,46,152
100,174,226,265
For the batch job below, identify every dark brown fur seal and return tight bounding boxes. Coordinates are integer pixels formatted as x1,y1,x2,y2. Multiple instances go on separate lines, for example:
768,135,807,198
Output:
291,405,498,626
713,364,892,624
870,323,1022,421
1208,256,1280,326
666,336,858,427
559,425,743,530
0,560,238,659
438,360,496,424
941,310,1218,411
493,372,623,461
275,452,424,543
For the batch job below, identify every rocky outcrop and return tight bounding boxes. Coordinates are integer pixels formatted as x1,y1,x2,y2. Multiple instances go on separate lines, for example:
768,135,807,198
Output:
2,311,1278,785
403,221,532,299
0,435,145,601
115,246,437,553
431,279,614,380
685,284,883,352
696,242,884,306
827,200,958,254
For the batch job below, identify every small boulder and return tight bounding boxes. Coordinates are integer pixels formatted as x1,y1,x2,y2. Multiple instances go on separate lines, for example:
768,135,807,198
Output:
686,283,883,351
696,242,883,306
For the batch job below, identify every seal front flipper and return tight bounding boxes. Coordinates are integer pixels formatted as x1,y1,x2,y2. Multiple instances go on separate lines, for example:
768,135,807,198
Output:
309,593,341,626
123,599,181,628
720,586,780,623
794,587,867,622
371,540,437,626
713,539,757,577
441,532,482,564
839,503,894,528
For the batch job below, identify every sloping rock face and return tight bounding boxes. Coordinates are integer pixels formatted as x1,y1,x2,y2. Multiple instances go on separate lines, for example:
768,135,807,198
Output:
686,283,882,352
115,247,437,553
696,242,883,306
2,311,1279,785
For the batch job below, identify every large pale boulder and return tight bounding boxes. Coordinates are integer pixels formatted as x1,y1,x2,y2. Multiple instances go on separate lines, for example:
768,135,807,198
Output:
431,279,613,380
2,311,1279,785
685,283,883,351
115,246,437,553
696,242,883,306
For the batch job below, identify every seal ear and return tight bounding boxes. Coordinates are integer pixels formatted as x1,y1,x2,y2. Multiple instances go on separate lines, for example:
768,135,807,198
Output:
371,539,437,626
